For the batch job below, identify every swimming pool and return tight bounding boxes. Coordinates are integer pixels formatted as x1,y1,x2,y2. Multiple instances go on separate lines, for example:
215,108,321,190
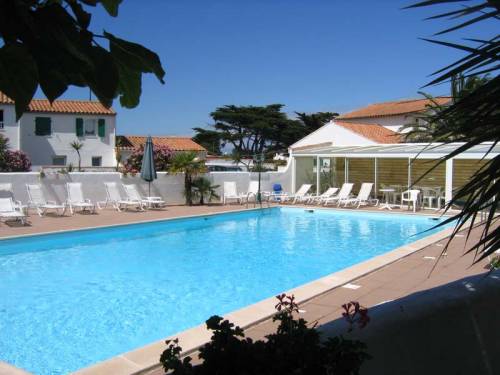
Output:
0,207,449,374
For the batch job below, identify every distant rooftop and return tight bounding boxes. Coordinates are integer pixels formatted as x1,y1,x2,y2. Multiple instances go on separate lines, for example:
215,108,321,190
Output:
117,135,206,152
335,120,401,144
0,91,115,116
337,97,451,120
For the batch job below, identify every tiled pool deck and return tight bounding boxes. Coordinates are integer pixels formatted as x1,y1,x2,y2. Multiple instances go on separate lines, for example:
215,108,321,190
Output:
0,204,490,375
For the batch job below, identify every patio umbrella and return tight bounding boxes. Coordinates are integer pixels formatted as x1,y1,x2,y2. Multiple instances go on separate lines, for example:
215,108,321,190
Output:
140,136,157,196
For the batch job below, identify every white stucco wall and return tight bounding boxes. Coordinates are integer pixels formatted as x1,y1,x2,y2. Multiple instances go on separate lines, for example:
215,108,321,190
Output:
19,112,116,167
0,166,292,206
0,104,19,150
291,121,377,149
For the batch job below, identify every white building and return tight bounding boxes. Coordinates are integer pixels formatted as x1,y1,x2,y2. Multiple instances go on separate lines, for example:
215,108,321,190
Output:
291,97,450,149
287,97,491,204
0,92,116,168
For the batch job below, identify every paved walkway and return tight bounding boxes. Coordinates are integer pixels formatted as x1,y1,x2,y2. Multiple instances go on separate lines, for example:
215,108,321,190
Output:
0,204,255,238
244,222,489,341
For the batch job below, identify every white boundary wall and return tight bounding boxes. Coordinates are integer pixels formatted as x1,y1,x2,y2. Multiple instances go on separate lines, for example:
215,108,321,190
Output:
0,172,186,205
0,164,292,206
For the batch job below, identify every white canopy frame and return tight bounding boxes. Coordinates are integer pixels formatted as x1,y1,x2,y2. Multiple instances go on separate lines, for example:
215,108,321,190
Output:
291,143,499,204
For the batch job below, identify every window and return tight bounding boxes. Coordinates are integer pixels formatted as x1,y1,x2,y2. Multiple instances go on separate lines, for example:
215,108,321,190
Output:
76,118,105,137
98,119,105,137
0,110,4,129
35,117,51,136
84,119,97,135
91,156,102,167
52,155,66,166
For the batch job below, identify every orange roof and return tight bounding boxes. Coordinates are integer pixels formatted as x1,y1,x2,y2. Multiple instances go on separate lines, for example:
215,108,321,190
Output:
335,121,402,144
338,97,451,120
0,91,115,115
117,135,206,152
0,92,14,104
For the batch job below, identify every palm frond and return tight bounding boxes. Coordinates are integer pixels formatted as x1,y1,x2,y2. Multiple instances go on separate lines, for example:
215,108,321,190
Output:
408,0,499,262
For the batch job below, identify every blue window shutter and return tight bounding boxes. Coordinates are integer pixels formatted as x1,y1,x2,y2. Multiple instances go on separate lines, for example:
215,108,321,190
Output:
76,118,83,136
98,119,105,137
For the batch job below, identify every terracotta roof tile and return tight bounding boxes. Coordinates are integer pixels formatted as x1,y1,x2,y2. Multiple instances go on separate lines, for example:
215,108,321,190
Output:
338,97,451,120
0,91,115,115
335,121,402,144
0,92,14,104
117,135,206,152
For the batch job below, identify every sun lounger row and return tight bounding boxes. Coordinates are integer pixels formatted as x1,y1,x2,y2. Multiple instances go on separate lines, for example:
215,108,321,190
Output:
293,182,379,208
220,181,379,209
0,182,166,225
220,181,380,208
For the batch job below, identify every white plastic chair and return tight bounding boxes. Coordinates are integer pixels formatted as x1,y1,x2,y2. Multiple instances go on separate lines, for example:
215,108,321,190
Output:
340,183,378,208
309,187,339,204
323,183,354,206
123,184,165,209
223,181,241,204
26,184,66,216
0,198,27,225
66,182,96,215
102,182,144,211
401,189,421,212
290,184,313,204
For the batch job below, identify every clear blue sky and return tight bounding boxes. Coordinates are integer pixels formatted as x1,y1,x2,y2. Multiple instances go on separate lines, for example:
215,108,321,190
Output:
49,0,497,136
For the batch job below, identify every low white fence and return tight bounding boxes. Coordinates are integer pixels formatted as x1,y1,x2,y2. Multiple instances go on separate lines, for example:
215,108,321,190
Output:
0,168,292,206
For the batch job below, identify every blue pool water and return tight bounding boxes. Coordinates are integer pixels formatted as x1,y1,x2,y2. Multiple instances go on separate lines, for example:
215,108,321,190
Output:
0,208,449,374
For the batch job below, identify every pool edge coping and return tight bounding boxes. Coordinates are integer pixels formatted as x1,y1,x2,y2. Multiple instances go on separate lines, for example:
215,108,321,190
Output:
67,208,459,375
0,206,273,243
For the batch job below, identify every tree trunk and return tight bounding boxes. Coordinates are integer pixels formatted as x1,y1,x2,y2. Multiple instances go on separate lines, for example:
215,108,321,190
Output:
185,173,192,206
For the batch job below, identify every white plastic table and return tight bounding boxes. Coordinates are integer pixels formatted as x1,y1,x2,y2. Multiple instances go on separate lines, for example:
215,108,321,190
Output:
379,188,395,210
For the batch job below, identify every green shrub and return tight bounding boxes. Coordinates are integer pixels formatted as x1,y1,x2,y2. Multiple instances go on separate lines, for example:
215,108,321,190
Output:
160,294,371,375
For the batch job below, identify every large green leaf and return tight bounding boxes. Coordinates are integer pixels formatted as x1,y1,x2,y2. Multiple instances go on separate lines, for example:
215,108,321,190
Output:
105,31,165,83
116,62,142,108
0,43,38,120
99,0,123,17
68,1,91,29
83,45,119,107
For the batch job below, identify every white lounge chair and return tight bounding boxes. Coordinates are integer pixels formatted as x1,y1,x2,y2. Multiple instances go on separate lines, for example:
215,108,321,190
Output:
102,182,145,211
242,181,260,204
401,189,421,212
223,181,241,204
123,184,165,209
26,183,66,216
290,184,313,204
308,187,339,205
0,183,23,211
0,198,27,225
66,182,96,215
323,183,354,206
340,183,378,208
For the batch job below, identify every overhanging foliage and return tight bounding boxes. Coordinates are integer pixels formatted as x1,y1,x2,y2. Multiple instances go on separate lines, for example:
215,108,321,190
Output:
0,0,165,119
407,0,500,261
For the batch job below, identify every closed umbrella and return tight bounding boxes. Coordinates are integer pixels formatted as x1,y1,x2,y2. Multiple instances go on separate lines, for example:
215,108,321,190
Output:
140,136,157,196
